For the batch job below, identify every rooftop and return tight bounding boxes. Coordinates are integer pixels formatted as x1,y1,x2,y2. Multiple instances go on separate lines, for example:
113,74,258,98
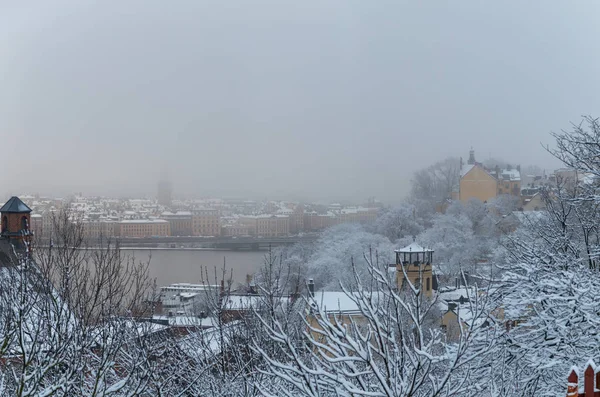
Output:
119,219,169,224
499,168,521,181
310,291,382,314
0,197,32,214
395,242,433,253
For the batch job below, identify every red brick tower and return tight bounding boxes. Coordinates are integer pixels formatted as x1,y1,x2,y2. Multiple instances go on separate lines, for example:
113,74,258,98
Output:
0,196,33,247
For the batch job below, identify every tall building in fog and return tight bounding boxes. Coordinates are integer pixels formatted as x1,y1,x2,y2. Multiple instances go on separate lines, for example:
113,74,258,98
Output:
157,180,172,207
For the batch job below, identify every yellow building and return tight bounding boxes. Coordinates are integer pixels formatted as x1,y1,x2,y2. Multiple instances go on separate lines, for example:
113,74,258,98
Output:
395,242,434,299
522,192,544,211
305,280,373,345
256,215,289,237
239,215,290,237
82,219,116,239
459,150,521,203
496,167,521,197
192,209,221,237
116,219,170,237
459,164,498,203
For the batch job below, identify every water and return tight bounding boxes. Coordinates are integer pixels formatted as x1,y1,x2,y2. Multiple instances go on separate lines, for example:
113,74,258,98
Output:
124,248,267,288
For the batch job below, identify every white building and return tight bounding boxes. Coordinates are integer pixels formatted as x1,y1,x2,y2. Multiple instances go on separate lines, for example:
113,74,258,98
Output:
160,283,219,316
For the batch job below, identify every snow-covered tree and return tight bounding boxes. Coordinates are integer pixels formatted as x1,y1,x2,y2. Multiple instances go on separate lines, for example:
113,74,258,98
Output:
373,204,424,243
305,224,396,290
254,252,495,397
482,117,600,395
0,209,233,397
410,157,461,205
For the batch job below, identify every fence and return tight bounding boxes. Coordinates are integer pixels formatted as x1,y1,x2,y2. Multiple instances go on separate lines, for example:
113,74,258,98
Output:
567,361,600,397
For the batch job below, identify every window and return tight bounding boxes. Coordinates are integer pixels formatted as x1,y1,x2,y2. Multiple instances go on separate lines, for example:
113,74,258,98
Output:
426,277,430,291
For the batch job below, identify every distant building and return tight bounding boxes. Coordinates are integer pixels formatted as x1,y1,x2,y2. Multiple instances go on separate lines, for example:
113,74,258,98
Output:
192,209,221,237
289,204,304,234
459,149,521,203
161,211,193,236
496,165,522,197
256,215,289,237
115,219,170,237
336,207,379,224
221,224,252,237
82,219,116,239
157,180,172,207
303,212,336,232
459,163,498,203
240,215,290,237
522,192,544,211
160,283,218,316
30,214,43,237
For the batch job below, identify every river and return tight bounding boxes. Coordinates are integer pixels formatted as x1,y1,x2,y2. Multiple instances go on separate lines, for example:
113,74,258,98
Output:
123,248,267,288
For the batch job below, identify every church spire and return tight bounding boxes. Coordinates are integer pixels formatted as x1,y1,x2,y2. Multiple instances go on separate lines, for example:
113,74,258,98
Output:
467,147,476,165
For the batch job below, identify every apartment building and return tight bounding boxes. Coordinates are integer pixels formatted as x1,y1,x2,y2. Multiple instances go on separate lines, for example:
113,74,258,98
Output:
161,211,193,236
336,207,379,224
160,283,218,316
256,214,289,237
30,214,43,237
192,209,221,237
459,150,521,203
115,219,170,237
82,219,116,239
239,215,290,237
303,212,336,232
221,224,253,237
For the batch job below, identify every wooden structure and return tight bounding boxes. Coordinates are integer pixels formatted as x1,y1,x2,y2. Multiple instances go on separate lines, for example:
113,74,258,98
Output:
567,361,600,397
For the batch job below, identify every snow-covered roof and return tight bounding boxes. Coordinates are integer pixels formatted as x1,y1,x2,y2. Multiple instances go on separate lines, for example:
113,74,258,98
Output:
579,172,597,185
0,196,32,213
395,242,433,253
499,168,521,181
152,315,217,328
161,283,218,291
438,287,474,303
460,164,477,178
310,291,362,314
222,295,262,310
119,219,169,224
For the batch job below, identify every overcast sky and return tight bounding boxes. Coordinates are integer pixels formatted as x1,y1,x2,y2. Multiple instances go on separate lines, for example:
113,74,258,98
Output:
1,1,598,203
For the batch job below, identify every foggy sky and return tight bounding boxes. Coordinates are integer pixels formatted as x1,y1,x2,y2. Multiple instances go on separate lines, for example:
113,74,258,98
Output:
1,1,599,203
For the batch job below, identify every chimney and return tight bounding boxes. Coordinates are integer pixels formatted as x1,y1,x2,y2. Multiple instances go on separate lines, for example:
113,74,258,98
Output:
308,278,315,298
495,165,500,178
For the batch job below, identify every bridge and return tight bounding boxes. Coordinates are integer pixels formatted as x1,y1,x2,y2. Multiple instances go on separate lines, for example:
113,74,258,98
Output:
76,234,320,250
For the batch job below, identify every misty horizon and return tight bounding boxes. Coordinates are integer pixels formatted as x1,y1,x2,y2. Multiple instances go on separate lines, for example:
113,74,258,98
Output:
3,1,597,202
